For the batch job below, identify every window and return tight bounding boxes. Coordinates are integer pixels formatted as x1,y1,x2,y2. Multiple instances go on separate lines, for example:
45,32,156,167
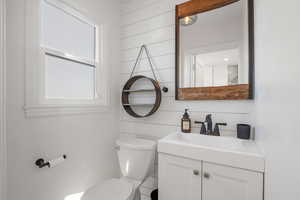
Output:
24,0,108,116
41,0,97,100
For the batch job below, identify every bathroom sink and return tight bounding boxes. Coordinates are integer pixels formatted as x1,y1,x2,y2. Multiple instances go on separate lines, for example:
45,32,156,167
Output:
158,133,265,172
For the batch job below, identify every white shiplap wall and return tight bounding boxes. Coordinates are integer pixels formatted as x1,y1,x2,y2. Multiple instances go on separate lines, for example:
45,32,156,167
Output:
120,0,254,199
0,0,6,199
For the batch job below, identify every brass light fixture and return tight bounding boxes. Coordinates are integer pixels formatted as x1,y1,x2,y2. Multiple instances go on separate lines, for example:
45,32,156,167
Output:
180,15,198,26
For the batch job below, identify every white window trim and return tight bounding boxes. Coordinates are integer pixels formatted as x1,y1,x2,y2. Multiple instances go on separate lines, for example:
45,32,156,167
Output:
42,47,96,67
25,0,110,117
0,0,6,198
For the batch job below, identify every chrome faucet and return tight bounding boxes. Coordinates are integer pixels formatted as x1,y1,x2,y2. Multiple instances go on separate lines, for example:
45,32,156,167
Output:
195,114,227,136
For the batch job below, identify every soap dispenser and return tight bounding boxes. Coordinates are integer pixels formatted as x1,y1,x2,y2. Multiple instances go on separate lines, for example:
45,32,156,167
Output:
181,109,191,133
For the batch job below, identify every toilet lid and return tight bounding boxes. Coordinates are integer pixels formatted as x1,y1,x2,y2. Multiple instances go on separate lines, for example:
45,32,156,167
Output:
82,179,134,200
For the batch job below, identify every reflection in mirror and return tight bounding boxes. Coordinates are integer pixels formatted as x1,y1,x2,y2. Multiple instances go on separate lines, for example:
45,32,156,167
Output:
177,0,252,100
181,48,242,87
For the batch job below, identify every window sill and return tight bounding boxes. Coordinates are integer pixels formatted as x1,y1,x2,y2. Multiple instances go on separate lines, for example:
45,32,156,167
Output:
24,104,110,117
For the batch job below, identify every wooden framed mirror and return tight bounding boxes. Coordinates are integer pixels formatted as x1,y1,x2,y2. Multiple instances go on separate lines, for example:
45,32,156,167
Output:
175,0,254,100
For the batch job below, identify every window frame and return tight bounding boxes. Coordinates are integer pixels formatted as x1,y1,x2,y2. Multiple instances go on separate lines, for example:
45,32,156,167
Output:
24,0,109,117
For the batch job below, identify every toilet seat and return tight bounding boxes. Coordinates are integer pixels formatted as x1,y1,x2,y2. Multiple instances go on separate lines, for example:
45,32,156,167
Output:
82,179,134,200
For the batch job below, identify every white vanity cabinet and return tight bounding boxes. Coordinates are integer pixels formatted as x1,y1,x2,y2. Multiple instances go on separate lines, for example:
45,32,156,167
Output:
158,153,264,200
158,154,202,200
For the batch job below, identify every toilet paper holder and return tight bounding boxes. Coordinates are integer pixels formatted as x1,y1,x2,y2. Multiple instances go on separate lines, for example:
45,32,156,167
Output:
35,154,67,168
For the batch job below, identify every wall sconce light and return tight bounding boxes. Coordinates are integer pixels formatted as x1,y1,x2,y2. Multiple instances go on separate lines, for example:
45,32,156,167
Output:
180,15,198,26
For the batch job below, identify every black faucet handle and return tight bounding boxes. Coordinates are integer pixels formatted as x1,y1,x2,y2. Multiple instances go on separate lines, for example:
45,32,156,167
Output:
213,123,227,136
216,123,227,126
194,121,207,135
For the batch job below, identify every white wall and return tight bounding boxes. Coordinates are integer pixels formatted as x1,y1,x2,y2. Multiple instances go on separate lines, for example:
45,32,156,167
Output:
6,0,121,200
254,0,300,199
0,0,6,199
120,0,254,199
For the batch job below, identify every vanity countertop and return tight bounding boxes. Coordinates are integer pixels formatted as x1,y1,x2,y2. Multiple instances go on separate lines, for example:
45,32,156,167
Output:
158,133,265,172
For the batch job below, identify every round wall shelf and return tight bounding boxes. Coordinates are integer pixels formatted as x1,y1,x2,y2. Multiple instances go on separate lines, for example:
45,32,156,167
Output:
122,75,162,118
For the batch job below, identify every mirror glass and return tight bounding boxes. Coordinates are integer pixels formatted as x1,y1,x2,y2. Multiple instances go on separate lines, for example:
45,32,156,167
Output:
178,0,251,90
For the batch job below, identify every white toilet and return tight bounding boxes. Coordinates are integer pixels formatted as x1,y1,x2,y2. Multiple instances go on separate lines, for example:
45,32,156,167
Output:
82,138,156,200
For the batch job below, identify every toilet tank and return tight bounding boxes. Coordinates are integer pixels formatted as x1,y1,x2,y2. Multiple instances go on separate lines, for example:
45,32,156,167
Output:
116,138,156,181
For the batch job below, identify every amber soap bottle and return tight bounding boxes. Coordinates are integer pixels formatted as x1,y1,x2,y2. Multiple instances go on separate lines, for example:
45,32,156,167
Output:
181,109,191,133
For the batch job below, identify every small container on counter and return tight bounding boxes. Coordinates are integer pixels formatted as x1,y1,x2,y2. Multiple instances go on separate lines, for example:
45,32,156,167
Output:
181,109,191,133
237,124,251,139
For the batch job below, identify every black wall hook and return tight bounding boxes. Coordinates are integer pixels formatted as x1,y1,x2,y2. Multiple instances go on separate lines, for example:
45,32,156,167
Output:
162,87,168,93
35,158,50,168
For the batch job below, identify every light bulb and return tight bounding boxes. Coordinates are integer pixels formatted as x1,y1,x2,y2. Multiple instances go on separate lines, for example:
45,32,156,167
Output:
180,15,198,26
184,17,190,24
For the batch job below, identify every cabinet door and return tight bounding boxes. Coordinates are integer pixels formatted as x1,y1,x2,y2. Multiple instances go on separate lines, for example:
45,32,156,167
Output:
158,154,202,200
202,162,263,200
